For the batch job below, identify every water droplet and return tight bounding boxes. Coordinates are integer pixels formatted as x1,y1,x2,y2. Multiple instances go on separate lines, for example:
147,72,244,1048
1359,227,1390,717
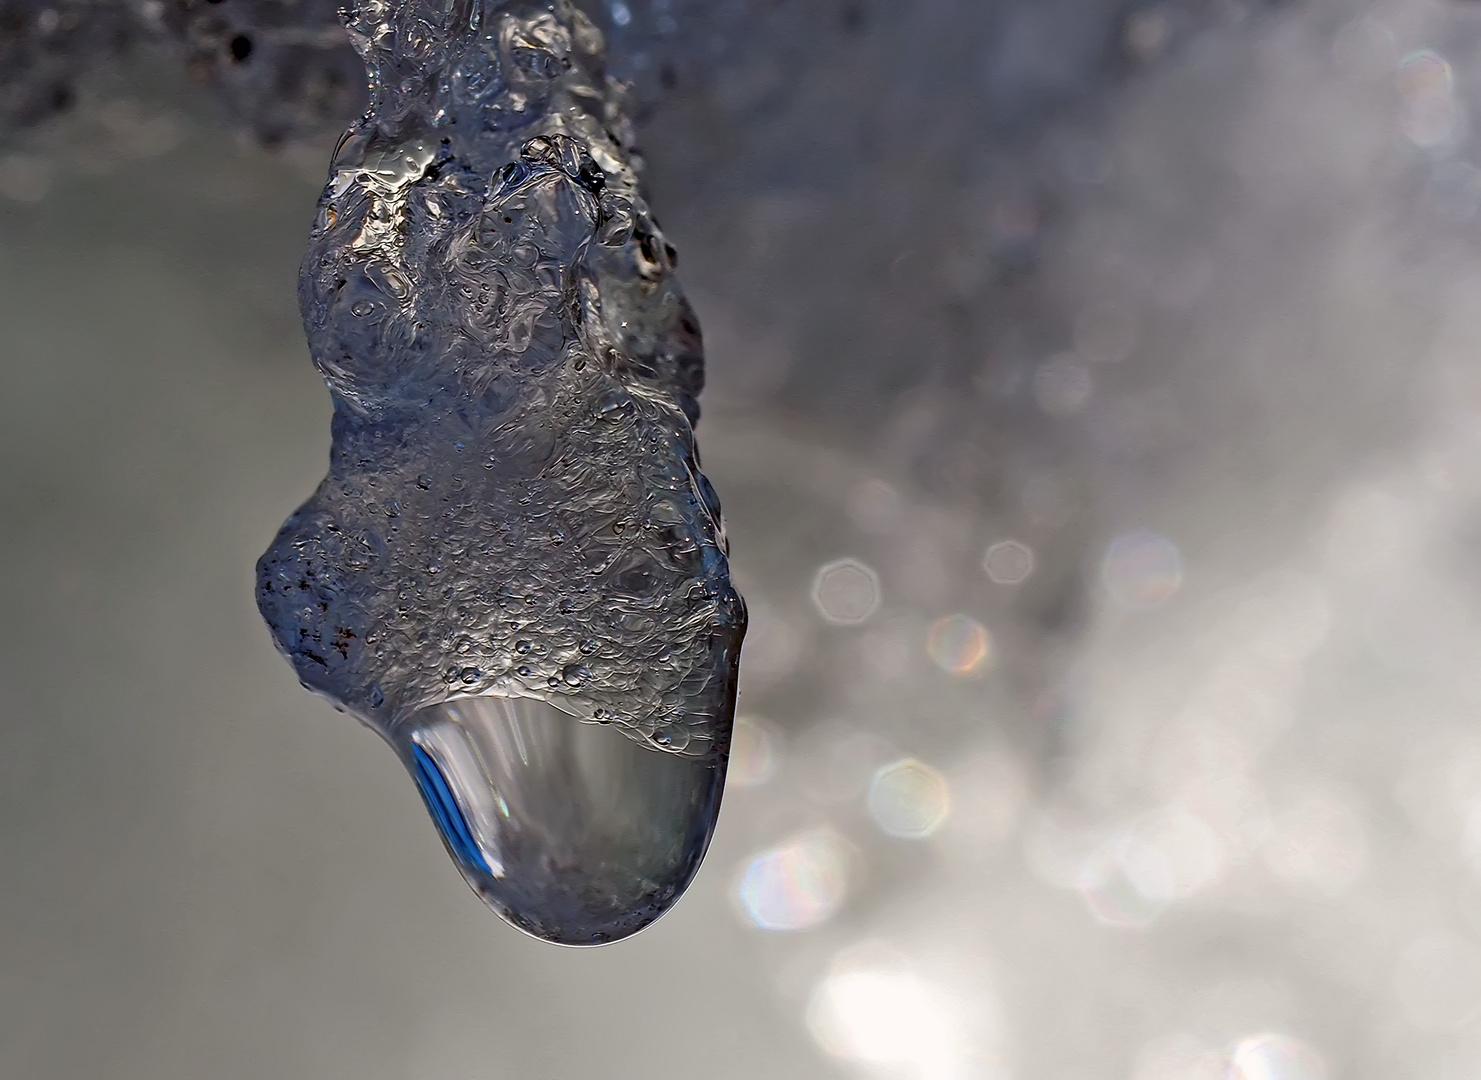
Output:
400,696,725,945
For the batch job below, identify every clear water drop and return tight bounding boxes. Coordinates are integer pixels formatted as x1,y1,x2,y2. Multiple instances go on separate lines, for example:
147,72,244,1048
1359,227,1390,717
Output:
400,696,725,945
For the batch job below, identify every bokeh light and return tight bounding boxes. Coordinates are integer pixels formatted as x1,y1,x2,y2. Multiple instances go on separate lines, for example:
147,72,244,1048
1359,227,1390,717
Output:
1396,49,1461,149
1392,933,1481,1030
1139,808,1227,897
1078,832,1176,929
1262,789,1367,899
1227,1034,1328,1080
982,539,1036,585
727,714,779,789
925,614,992,676
812,557,882,625
807,947,965,1078
733,828,850,931
868,759,951,840
1102,531,1183,609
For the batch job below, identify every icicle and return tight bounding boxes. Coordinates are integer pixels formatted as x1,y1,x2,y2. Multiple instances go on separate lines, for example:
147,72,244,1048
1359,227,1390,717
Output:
256,0,745,945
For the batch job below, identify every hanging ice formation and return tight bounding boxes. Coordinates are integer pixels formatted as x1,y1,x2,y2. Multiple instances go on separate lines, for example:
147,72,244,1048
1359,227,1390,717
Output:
255,0,746,946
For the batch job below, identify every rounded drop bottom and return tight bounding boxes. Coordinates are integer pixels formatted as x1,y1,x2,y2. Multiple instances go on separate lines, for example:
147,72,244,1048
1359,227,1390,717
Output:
394,696,727,945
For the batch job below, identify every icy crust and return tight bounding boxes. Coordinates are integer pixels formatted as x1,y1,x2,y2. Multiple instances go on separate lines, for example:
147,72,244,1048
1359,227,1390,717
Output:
256,0,744,758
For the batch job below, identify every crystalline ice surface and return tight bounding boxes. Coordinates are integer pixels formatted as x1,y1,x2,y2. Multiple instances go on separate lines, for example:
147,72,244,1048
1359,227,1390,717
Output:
255,0,745,945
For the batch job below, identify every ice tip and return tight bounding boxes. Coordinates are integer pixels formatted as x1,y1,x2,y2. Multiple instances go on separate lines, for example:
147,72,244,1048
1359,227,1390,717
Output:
395,695,728,945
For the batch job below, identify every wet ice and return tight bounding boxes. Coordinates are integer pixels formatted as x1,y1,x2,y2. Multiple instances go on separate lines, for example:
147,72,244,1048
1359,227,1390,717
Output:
255,0,745,944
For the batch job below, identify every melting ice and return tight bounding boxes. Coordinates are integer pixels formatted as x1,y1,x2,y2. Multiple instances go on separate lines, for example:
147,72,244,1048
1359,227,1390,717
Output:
256,0,745,945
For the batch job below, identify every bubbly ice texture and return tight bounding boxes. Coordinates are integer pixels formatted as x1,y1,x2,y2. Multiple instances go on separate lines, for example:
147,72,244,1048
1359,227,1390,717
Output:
255,0,745,942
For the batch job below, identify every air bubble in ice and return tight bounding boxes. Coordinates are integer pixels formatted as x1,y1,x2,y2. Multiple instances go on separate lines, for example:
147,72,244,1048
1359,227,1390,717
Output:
255,0,745,945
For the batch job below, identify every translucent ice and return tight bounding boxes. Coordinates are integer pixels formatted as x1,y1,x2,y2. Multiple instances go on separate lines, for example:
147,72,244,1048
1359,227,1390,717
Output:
255,0,745,944
406,696,725,943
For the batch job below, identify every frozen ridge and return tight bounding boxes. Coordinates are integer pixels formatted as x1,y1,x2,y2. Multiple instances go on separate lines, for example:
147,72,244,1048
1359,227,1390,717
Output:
255,0,745,942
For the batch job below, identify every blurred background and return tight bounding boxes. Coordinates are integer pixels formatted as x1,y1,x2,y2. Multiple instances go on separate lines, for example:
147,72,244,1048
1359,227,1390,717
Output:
5,0,1481,1076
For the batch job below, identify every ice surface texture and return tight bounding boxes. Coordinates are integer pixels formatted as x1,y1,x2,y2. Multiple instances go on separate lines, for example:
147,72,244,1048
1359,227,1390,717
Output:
255,0,745,942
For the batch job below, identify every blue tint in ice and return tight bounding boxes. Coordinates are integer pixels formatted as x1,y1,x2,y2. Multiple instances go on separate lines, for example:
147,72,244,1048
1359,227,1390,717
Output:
411,745,492,876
